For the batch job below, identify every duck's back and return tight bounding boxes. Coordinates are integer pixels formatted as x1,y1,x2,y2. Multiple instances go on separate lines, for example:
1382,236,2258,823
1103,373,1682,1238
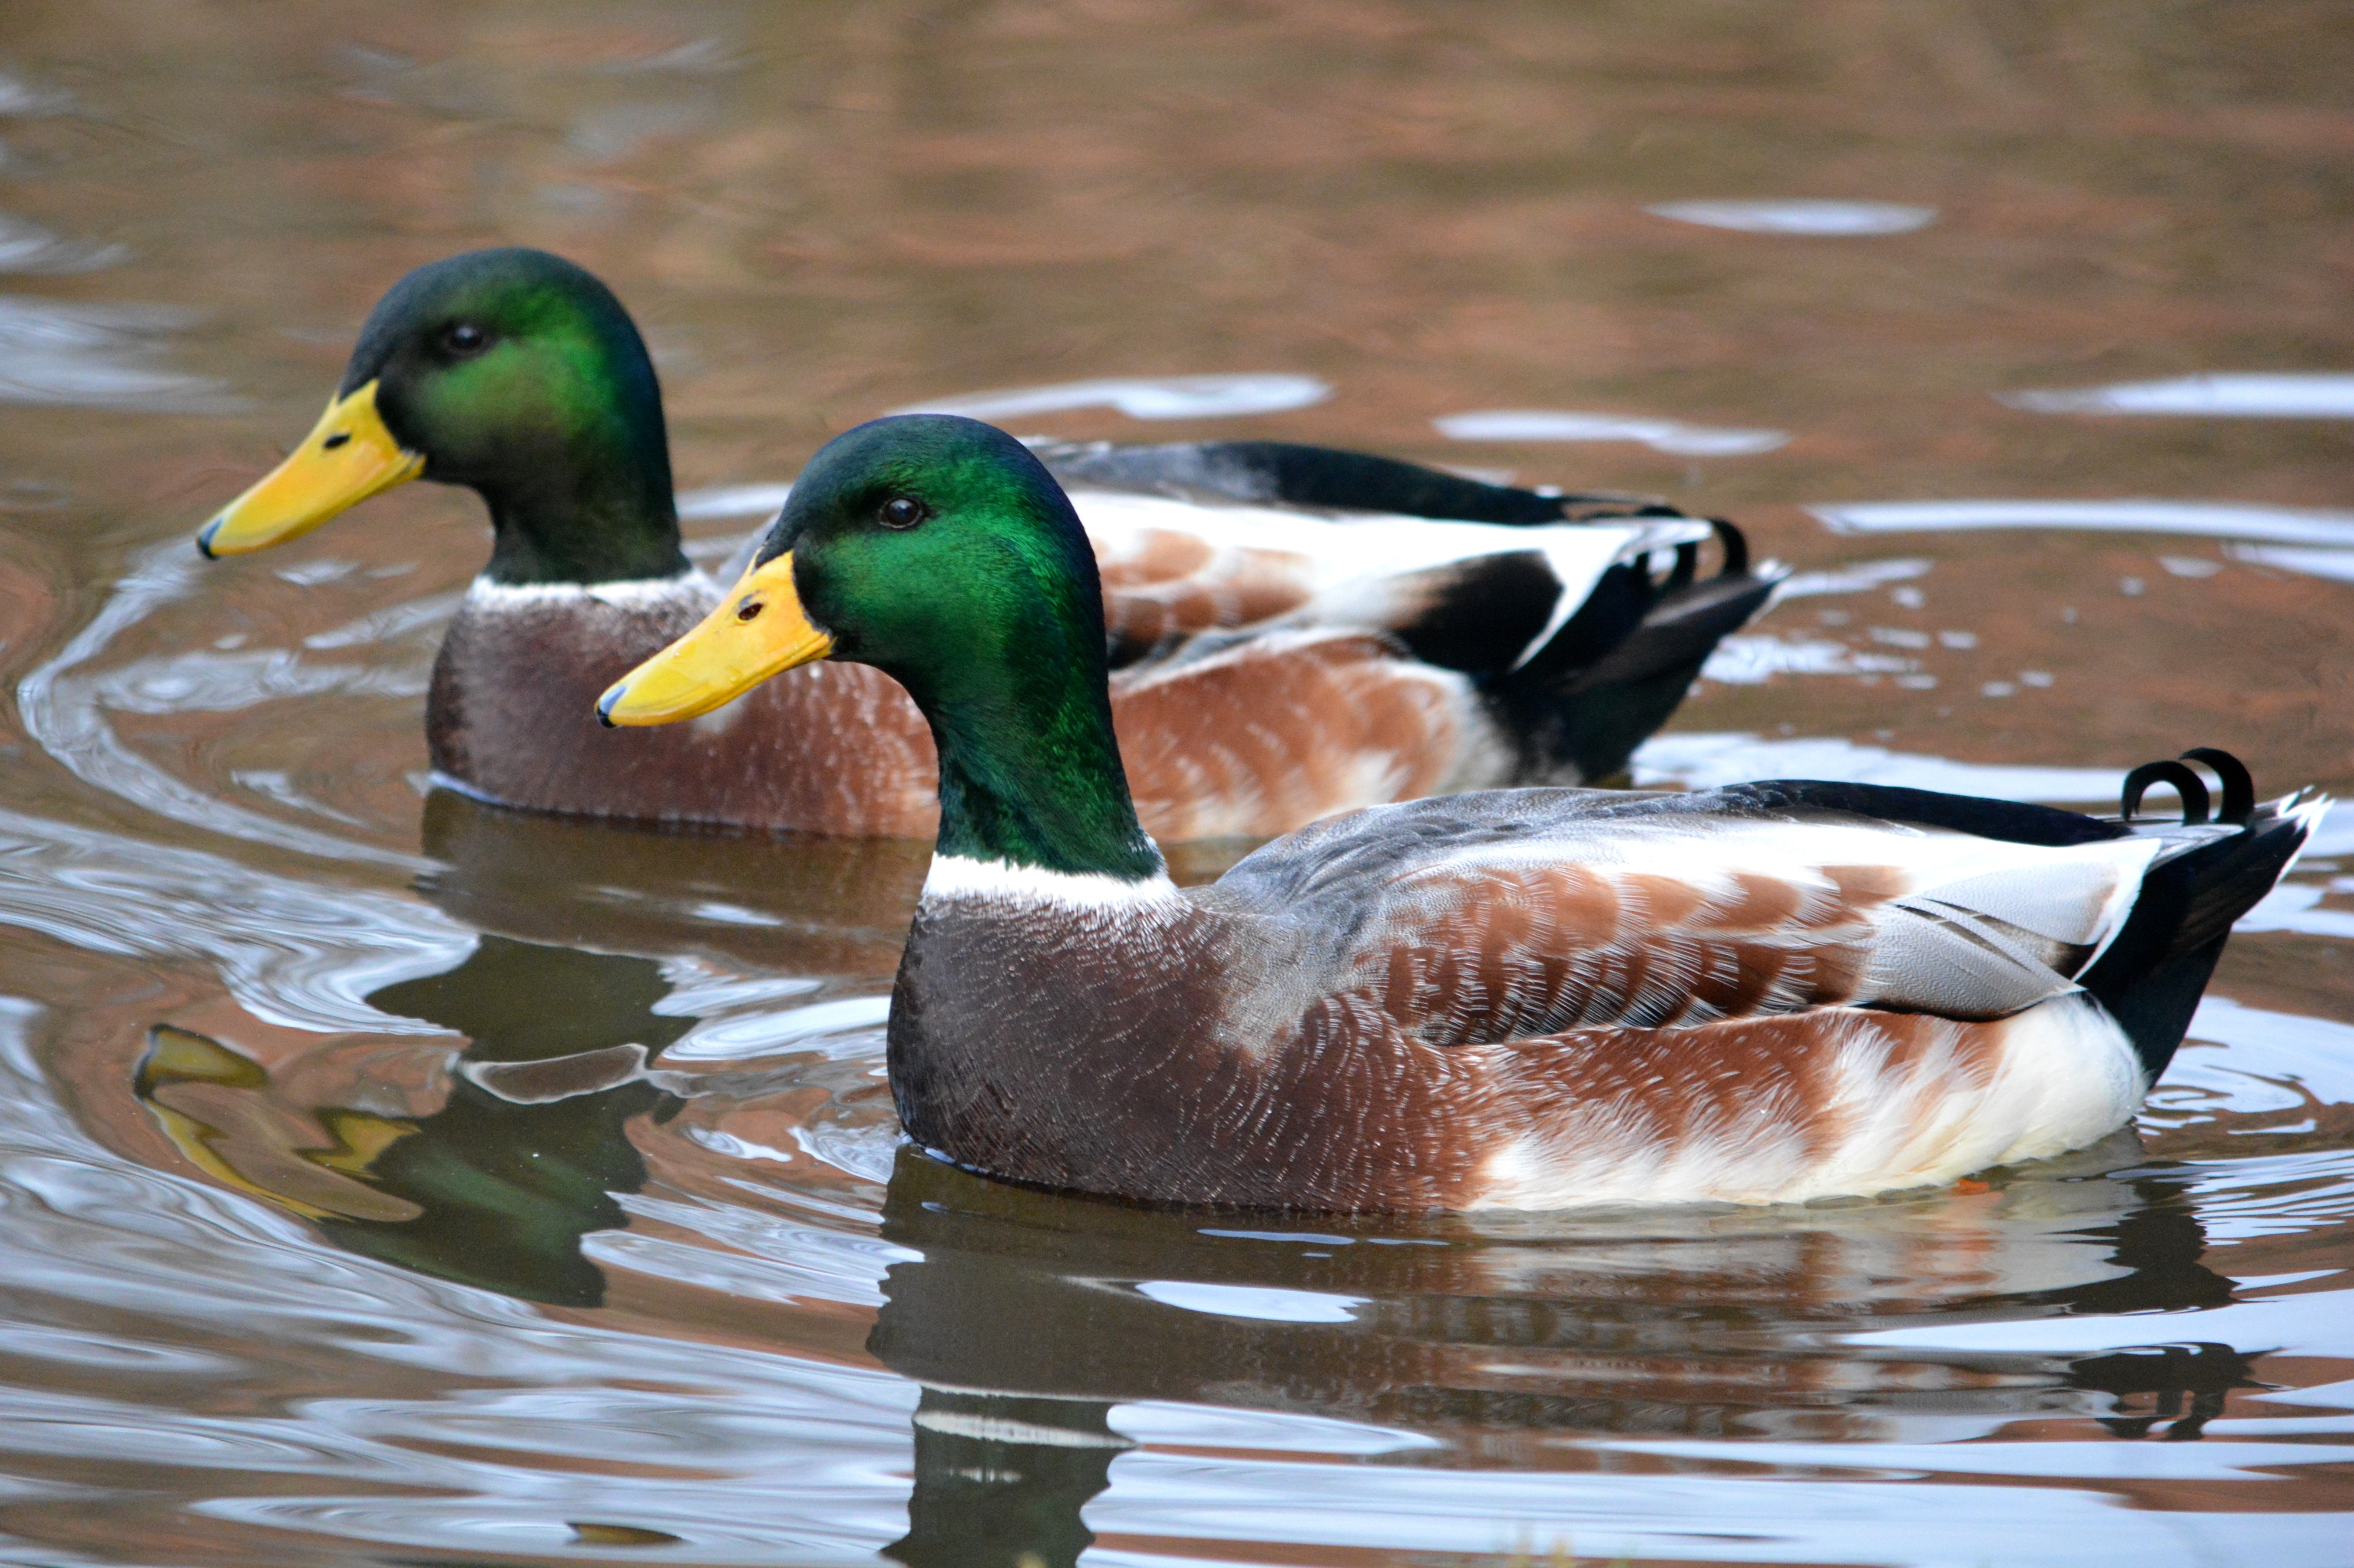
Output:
1210,781,2305,1055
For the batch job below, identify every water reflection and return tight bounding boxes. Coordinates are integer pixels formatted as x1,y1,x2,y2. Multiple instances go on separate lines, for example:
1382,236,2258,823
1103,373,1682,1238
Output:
417,790,926,978
122,1000,2293,1568
135,933,695,1305
890,1390,1124,1568
869,1149,2304,1559
872,1148,2243,1423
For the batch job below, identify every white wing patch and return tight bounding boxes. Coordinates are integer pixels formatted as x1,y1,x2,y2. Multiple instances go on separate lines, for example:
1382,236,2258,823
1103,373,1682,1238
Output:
1860,835,2164,1015
1071,489,1710,635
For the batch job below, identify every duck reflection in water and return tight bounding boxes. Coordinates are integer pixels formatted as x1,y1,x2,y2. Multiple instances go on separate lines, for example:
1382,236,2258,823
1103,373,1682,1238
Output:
415,789,934,981
136,933,696,1306
136,954,2268,1566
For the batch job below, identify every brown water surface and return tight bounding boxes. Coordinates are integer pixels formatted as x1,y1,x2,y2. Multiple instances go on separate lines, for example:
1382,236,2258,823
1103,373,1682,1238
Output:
1,4,2351,1564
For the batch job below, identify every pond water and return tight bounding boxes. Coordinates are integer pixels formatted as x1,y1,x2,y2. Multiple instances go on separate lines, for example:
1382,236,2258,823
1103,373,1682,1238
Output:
2,4,2351,1564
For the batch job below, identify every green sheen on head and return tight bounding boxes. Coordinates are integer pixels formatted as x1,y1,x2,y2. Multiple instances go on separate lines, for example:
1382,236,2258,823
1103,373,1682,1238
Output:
762,415,1160,880
346,248,685,585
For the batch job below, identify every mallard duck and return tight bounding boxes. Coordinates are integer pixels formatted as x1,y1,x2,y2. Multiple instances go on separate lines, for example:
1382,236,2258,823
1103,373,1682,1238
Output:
598,415,2320,1212
192,247,1775,840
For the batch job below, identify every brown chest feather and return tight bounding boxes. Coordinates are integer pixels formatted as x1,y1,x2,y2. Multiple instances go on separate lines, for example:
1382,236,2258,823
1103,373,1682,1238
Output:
430,596,1488,840
430,592,940,835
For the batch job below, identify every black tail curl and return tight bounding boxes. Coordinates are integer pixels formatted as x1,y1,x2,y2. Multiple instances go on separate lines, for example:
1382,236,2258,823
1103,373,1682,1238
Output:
1494,517,1776,784
2121,749,2258,827
2084,746,2314,1082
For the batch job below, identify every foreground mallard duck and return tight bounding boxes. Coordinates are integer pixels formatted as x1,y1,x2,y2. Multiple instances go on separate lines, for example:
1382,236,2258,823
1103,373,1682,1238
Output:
598,415,2319,1211
193,247,1775,840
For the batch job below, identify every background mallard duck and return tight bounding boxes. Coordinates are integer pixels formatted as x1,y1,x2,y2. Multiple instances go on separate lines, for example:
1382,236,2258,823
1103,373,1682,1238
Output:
194,248,1778,841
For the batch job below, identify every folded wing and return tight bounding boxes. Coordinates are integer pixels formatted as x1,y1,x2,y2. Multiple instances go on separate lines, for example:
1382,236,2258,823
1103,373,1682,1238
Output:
1076,489,1715,675
1213,784,2216,1046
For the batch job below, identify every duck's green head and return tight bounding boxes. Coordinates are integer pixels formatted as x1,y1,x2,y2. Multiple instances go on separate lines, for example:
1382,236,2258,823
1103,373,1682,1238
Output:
196,248,685,586
599,415,1107,721
599,415,1157,877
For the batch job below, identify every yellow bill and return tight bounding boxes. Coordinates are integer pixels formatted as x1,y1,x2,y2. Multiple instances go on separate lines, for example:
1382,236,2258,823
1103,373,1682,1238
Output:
596,552,833,727
196,380,425,557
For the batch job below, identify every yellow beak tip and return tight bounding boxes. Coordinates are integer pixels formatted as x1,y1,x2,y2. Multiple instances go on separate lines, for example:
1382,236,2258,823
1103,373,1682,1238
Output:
595,685,626,728
195,519,223,559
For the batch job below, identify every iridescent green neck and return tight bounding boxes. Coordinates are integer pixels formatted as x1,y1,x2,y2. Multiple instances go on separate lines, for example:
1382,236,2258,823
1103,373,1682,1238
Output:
466,359,687,585
476,437,687,586
759,414,1164,880
899,620,1162,882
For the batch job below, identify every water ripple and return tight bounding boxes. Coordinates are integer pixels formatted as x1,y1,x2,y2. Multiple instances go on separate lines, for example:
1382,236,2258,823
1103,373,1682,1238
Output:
0,213,124,274
891,374,1331,421
1085,1449,2340,1563
2002,373,2354,420
1647,199,1938,235
0,808,467,1032
1815,498,2354,548
16,543,428,870
1436,408,1789,456
0,298,231,412
1633,731,2124,802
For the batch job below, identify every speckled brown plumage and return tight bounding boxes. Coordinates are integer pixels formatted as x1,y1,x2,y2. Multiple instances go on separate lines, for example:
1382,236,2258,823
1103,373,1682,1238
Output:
1115,633,1491,841
891,886,2036,1211
430,584,1503,840
429,584,938,834
887,781,2315,1211
1094,527,1315,659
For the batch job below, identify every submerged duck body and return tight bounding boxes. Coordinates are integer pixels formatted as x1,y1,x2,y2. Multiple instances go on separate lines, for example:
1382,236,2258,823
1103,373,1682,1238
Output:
195,247,1774,840
601,415,2320,1211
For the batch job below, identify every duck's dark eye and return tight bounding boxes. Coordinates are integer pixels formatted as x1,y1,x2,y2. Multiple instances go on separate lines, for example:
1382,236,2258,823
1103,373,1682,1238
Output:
878,495,929,530
442,322,489,356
